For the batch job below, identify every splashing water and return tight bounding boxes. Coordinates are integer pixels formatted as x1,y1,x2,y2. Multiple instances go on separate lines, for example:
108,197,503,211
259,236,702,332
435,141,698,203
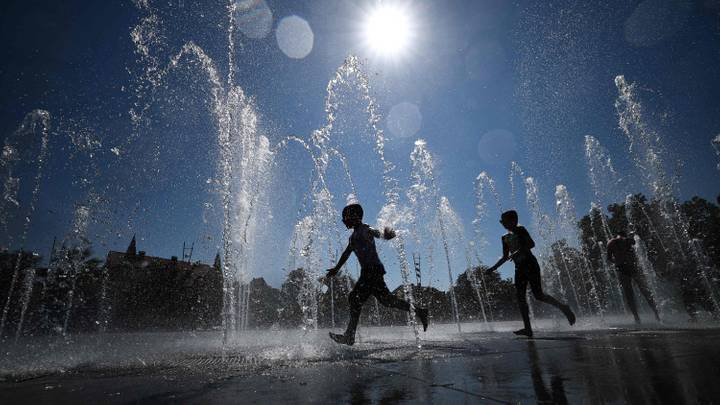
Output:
712,135,720,172
473,171,501,252
555,185,603,317
442,196,488,324
616,76,719,315
584,135,624,206
583,136,626,311
472,171,502,320
409,140,461,332
614,75,673,202
508,161,525,209
0,110,51,338
524,177,569,306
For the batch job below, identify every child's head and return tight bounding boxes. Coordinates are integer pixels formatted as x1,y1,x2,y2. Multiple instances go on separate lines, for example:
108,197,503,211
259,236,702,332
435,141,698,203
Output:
500,210,518,230
342,204,363,229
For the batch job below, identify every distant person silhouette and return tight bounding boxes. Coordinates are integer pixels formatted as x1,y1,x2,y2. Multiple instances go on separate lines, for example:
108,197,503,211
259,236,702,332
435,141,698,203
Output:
325,204,428,345
487,210,575,337
606,231,660,324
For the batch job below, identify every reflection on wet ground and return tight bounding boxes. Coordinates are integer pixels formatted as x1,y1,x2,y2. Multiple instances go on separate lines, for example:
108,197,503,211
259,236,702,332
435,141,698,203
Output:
1,325,719,403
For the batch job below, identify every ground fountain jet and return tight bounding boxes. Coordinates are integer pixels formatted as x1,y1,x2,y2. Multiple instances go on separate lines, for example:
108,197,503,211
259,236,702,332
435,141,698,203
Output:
60,203,92,338
615,75,720,317
442,195,489,324
586,203,626,313
615,75,688,257
555,185,604,318
584,135,626,312
288,215,321,331
623,194,665,314
127,0,453,346
409,140,461,332
472,171,503,321
127,1,273,343
509,161,525,210
0,110,51,339
688,238,720,314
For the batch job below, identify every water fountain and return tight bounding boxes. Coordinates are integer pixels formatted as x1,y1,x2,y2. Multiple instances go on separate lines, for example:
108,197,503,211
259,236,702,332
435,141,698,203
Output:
583,135,626,312
409,140,461,332
268,55,423,344
1,1,719,386
0,110,51,338
524,177,572,307
615,75,720,317
472,171,502,321
623,194,665,313
713,135,720,171
3,3,720,402
441,195,488,323
125,0,276,342
555,185,603,317
508,161,525,210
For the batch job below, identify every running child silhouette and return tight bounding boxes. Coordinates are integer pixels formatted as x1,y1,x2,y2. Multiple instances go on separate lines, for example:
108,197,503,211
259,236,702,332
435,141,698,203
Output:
487,210,576,337
325,204,428,345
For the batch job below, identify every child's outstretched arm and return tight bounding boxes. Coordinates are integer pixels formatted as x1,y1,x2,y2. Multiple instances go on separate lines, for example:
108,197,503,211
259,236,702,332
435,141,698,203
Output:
370,227,396,240
487,239,510,273
326,243,353,278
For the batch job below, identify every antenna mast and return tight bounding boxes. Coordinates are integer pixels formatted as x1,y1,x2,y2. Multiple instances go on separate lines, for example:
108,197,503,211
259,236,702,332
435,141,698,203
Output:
182,241,194,263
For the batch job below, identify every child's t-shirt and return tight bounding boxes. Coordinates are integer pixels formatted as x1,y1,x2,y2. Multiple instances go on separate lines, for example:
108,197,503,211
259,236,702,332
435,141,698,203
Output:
502,226,534,266
350,223,385,274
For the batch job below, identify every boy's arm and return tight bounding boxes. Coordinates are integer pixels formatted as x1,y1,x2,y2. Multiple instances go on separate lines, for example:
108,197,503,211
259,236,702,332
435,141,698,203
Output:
370,227,396,240
327,243,353,277
488,239,510,272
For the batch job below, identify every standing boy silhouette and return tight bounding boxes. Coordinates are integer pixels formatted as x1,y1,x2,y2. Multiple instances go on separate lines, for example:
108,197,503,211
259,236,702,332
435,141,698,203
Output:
487,210,576,337
326,204,428,345
606,231,661,324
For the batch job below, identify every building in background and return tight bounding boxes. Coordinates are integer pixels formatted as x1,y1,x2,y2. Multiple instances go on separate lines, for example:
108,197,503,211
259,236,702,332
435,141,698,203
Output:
106,236,223,331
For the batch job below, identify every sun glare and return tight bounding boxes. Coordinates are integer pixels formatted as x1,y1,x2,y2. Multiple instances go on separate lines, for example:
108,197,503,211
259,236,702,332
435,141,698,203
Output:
363,4,412,57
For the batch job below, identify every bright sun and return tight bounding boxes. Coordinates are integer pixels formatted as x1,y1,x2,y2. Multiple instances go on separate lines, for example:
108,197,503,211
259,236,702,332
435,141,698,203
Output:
363,4,412,57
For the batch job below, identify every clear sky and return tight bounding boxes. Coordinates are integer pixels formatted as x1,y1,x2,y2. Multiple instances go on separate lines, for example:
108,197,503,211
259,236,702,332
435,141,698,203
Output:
1,0,719,288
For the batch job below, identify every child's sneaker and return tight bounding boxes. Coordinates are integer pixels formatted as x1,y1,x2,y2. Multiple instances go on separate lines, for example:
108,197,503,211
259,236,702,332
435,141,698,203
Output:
513,328,533,338
562,304,576,326
329,332,355,346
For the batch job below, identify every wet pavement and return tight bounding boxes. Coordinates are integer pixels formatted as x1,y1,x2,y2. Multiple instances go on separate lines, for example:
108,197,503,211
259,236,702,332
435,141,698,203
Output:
2,324,720,404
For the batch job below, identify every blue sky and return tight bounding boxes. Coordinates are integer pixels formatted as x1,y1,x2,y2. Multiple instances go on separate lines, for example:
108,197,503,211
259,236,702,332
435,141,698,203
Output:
1,0,719,288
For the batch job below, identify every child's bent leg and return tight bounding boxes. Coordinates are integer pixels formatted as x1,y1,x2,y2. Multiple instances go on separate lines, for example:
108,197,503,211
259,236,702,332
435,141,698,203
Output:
528,268,563,308
345,280,372,337
373,278,429,331
374,281,411,312
528,265,575,325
